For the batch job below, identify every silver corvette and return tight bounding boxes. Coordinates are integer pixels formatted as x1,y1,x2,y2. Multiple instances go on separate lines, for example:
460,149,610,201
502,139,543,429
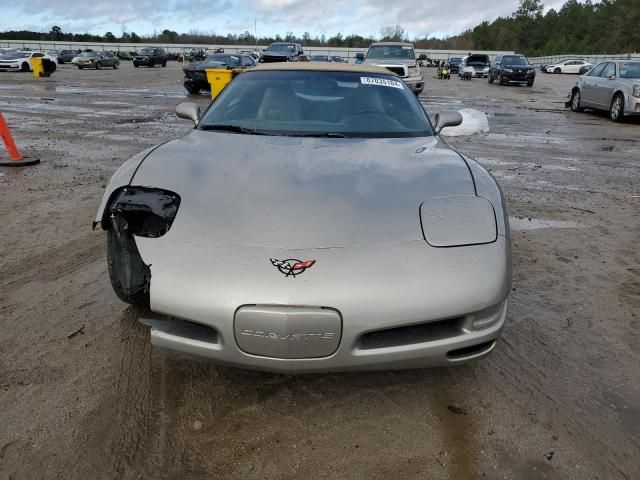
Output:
95,63,511,373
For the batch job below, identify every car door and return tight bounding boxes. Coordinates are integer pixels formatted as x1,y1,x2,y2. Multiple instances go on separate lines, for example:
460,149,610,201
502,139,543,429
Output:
580,62,606,107
593,62,617,108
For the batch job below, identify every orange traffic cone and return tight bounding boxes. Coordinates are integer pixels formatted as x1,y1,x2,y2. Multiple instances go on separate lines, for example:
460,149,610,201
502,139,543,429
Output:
0,112,40,167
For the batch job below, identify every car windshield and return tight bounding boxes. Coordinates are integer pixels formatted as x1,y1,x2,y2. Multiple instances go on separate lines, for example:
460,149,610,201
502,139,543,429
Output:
3,52,30,59
503,56,528,65
449,58,462,64
199,70,431,138
138,48,154,55
366,45,415,60
267,44,295,53
619,62,640,79
202,54,241,67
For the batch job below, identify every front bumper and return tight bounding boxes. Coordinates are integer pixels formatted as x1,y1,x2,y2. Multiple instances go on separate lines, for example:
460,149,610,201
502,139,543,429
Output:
500,71,535,83
0,63,20,70
404,74,424,93
134,237,510,373
625,94,640,115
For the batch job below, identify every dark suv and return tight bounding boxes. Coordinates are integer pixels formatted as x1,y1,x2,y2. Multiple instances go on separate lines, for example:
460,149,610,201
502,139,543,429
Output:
489,54,535,86
260,42,304,63
133,47,167,68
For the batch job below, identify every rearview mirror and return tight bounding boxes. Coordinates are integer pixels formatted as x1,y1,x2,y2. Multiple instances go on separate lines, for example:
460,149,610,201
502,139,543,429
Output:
433,111,463,134
176,102,201,125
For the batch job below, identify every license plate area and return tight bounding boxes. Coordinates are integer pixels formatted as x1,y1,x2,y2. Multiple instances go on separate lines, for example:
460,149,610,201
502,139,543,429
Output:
234,305,342,359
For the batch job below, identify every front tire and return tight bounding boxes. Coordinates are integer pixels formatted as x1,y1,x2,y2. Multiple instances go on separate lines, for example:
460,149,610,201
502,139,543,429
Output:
21,62,29,72
554,67,561,74
107,229,150,309
488,74,494,84
133,63,139,68
570,89,584,112
113,62,119,69
162,61,167,67
527,80,534,87
95,61,102,70
610,94,625,123
498,74,505,85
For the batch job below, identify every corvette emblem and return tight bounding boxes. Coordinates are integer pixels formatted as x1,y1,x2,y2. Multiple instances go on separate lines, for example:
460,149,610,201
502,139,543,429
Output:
270,258,316,277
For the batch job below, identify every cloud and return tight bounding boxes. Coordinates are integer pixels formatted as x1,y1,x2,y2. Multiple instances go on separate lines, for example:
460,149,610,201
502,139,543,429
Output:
0,0,599,38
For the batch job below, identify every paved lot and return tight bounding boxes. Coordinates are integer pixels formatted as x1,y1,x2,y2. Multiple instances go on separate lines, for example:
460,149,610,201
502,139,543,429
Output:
1,62,638,480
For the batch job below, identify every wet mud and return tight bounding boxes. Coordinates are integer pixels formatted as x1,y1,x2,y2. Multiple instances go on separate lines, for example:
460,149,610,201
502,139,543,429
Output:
1,63,639,479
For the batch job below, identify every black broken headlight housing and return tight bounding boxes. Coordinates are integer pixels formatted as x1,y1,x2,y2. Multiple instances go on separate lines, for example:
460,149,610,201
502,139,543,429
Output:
107,186,181,238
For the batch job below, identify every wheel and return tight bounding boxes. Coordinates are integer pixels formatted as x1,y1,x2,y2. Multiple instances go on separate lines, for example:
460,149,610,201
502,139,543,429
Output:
498,74,504,85
133,63,139,68
488,74,494,84
162,61,167,67
95,61,102,70
21,62,29,72
78,66,83,70
527,80,534,87
570,90,584,112
113,62,119,69
184,82,201,94
554,67,561,74
610,94,625,123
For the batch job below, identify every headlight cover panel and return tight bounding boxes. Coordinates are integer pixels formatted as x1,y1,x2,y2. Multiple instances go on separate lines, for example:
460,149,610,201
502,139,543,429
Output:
420,195,497,247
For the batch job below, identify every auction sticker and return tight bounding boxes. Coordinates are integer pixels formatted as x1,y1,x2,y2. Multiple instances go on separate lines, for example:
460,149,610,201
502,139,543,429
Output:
360,77,404,89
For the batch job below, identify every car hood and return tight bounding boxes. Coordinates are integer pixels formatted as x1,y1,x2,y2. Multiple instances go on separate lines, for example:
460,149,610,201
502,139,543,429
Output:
364,58,416,67
129,131,476,249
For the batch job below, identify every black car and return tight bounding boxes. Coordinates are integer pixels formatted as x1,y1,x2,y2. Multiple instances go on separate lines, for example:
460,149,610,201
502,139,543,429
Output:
488,54,535,86
183,53,256,94
448,57,463,74
133,47,167,68
260,42,304,63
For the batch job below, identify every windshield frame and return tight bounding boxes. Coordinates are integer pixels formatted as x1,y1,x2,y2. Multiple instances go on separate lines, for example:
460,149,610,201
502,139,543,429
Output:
502,55,529,66
197,70,433,138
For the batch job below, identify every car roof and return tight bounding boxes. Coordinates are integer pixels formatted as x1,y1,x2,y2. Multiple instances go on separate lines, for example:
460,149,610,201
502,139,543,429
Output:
370,42,414,47
251,62,398,76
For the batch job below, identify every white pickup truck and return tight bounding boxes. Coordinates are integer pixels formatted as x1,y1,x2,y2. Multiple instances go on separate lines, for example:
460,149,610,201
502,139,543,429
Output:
363,42,424,95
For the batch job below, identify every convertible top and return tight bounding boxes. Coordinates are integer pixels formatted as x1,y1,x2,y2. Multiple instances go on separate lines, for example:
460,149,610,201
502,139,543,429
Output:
252,61,398,76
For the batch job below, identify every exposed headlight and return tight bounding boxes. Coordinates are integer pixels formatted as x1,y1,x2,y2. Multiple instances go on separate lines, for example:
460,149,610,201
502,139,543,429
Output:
409,66,420,76
108,187,181,238
633,85,640,98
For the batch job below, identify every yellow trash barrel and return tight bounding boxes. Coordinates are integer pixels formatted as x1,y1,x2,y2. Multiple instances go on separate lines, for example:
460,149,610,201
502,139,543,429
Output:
32,57,44,77
205,68,242,100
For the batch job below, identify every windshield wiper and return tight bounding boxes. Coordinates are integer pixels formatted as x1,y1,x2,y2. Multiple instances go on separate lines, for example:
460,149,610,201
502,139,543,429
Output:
199,124,269,135
288,132,350,138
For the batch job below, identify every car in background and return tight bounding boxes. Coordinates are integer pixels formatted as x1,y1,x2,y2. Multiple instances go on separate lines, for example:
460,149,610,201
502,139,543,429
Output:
458,54,490,78
331,56,346,63
50,49,77,64
567,60,640,122
448,57,463,74
116,51,133,61
72,51,120,69
183,53,256,94
0,50,52,72
363,42,424,94
95,61,510,373
133,47,167,68
309,55,332,62
488,54,535,86
545,59,592,74
260,42,304,63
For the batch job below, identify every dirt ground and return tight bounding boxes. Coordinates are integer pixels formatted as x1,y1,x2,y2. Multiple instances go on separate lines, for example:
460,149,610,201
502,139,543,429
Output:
1,62,638,480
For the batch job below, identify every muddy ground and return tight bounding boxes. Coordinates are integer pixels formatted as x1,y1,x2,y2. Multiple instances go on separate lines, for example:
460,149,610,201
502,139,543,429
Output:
0,62,638,480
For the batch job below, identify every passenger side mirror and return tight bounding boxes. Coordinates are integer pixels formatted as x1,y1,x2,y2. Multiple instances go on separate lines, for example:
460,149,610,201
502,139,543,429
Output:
176,102,201,125
433,111,463,134
355,52,365,60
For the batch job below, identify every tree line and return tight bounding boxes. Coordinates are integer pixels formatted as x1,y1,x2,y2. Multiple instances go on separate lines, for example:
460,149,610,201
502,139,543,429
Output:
1,0,638,55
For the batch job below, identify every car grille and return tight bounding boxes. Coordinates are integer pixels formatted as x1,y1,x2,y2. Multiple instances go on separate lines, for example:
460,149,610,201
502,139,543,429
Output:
384,66,407,77
262,56,288,63
357,317,463,350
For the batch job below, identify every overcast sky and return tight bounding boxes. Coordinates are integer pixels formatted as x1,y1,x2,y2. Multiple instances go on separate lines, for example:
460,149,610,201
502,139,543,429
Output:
1,0,583,39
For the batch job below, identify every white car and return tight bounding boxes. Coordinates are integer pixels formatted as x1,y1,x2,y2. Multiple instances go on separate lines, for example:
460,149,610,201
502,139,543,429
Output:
545,59,592,74
0,51,57,72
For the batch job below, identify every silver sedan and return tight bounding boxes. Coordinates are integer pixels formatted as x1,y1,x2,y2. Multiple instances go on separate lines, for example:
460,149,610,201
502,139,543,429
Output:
95,63,511,373
567,60,640,122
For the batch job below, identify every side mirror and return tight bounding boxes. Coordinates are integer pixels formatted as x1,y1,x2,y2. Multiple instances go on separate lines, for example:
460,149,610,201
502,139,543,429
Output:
433,111,463,134
355,53,365,60
176,102,200,125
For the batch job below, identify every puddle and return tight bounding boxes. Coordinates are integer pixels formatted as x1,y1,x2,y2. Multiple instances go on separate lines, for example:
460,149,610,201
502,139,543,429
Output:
56,85,186,99
510,217,580,231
